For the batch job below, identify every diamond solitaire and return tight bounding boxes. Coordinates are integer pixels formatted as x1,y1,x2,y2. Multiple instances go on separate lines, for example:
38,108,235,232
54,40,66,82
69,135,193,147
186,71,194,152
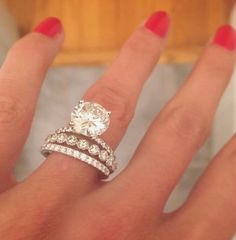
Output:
70,100,111,137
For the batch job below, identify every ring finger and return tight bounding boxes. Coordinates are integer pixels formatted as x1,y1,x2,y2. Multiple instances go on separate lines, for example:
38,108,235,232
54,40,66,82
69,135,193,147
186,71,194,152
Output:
24,11,170,198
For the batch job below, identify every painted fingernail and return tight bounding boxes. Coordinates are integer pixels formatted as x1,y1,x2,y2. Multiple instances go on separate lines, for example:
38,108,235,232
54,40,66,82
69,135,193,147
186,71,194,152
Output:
213,25,236,51
144,11,170,38
34,17,62,38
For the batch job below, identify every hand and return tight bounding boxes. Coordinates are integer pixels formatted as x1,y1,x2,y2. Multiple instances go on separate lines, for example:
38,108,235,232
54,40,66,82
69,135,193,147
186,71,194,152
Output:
0,11,236,240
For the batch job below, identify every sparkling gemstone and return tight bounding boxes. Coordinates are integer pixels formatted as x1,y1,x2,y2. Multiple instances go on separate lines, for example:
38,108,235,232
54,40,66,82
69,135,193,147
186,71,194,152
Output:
55,145,60,151
67,148,73,155
62,147,67,153
106,158,113,167
96,161,101,169
104,168,109,176
74,151,80,158
99,150,108,162
71,101,110,137
57,133,67,143
66,135,77,146
80,153,87,161
77,139,89,150
87,157,93,164
51,134,58,142
88,144,100,155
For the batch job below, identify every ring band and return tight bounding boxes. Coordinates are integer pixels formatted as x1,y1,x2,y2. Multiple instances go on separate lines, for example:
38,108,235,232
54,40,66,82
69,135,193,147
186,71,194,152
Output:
40,100,117,178
44,131,117,172
56,126,113,155
41,143,110,177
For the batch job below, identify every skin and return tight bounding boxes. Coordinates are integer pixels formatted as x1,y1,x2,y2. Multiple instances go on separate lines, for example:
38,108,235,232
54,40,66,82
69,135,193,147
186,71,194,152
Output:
0,19,235,240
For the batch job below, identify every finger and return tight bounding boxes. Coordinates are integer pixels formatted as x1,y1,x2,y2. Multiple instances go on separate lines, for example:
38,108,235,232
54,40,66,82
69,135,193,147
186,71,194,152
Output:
178,134,236,239
111,25,236,213
26,11,170,197
0,17,63,189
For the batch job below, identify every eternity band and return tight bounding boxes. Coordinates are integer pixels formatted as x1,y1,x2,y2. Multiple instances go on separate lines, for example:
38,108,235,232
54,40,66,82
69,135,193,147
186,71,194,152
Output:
41,143,110,177
45,131,117,172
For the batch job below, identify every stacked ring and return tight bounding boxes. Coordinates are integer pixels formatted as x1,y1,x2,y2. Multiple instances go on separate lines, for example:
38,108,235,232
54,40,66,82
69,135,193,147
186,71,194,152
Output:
41,100,118,178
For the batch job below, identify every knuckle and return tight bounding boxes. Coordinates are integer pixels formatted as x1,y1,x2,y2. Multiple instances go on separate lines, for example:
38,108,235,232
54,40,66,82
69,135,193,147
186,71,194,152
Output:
84,201,141,240
7,36,50,72
124,30,157,55
85,83,134,128
202,48,234,77
0,95,29,130
159,105,209,143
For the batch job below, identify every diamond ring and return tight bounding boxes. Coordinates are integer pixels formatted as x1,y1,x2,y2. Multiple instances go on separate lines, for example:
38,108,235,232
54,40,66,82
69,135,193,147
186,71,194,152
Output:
70,100,111,137
41,100,117,178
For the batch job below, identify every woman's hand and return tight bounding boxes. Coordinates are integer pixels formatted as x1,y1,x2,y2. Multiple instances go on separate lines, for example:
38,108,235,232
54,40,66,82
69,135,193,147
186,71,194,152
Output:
0,11,236,240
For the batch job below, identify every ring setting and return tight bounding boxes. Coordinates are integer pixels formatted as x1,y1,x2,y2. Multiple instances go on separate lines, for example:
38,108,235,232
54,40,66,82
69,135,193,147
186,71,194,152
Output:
41,100,117,178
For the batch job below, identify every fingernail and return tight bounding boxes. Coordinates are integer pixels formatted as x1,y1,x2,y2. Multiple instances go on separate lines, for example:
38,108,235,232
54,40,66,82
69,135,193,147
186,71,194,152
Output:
144,11,170,38
213,25,236,51
34,17,62,38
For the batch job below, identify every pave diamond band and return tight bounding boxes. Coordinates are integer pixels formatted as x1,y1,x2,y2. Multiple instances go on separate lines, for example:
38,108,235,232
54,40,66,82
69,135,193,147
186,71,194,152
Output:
56,126,113,155
40,100,117,178
41,143,110,177
45,132,117,172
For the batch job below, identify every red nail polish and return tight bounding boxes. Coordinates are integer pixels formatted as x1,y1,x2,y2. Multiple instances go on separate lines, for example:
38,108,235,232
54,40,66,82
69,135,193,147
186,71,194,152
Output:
34,17,62,38
144,11,170,37
213,25,236,51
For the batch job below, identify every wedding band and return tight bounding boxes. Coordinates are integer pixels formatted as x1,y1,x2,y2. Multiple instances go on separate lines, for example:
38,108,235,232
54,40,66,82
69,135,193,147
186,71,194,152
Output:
56,126,113,155
41,143,110,177
40,100,117,178
44,132,117,172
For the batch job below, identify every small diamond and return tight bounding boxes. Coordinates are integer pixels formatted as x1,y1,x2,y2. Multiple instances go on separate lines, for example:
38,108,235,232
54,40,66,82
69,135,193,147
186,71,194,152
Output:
62,147,67,153
77,139,89,150
88,144,100,155
99,150,108,162
104,168,110,176
92,160,97,167
55,145,60,151
67,148,73,155
96,161,101,169
87,157,92,164
80,153,87,161
57,133,67,143
66,135,77,146
106,157,114,167
50,134,58,142
74,151,80,158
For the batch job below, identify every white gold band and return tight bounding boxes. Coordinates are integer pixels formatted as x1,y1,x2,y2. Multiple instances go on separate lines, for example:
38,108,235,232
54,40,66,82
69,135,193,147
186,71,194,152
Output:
45,131,117,172
41,143,110,177
56,126,113,155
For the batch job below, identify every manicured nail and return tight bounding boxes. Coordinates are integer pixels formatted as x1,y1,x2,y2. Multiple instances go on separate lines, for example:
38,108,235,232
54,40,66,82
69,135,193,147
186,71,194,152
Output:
34,17,62,38
144,11,170,37
213,25,236,51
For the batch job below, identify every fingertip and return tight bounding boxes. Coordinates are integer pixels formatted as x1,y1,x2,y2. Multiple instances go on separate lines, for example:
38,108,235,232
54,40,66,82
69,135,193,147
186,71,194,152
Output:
34,17,63,38
212,25,236,51
144,11,170,38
